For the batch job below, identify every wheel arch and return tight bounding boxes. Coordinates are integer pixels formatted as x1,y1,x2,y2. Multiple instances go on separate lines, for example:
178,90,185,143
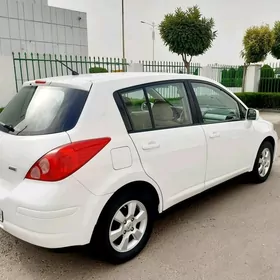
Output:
251,135,276,171
103,180,163,215
262,136,275,152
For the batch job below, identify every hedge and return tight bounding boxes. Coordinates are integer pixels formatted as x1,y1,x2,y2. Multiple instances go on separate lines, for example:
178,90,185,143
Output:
261,64,275,78
89,67,108,73
236,92,280,109
221,66,243,87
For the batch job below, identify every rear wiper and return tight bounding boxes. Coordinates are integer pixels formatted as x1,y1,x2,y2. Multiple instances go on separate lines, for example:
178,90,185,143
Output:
0,122,15,132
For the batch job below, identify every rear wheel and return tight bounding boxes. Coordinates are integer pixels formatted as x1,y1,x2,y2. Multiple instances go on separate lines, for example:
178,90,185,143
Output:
250,141,274,183
91,190,157,264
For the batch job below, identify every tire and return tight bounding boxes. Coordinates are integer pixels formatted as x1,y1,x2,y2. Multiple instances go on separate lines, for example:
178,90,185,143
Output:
250,141,274,183
91,190,157,264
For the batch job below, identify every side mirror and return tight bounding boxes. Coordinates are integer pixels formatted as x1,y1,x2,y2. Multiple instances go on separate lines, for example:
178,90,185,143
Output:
246,108,259,120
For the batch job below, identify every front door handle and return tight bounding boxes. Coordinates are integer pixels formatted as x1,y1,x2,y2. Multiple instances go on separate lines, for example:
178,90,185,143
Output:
142,141,160,150
209,131,220,139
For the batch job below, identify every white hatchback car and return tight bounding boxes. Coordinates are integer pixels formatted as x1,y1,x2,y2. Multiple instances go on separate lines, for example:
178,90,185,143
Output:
0,73,277,263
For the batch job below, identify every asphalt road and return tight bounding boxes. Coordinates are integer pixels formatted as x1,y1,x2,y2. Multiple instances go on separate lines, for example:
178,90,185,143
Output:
1,114,280,280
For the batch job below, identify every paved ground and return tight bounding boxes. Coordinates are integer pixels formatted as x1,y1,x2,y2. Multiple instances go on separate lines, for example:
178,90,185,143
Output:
1,113,280,280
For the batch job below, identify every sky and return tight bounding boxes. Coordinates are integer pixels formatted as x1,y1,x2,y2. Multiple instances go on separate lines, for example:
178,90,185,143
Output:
48,0,280,66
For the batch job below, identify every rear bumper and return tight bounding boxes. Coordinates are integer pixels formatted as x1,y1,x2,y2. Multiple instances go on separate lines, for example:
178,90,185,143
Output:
0,177,111,248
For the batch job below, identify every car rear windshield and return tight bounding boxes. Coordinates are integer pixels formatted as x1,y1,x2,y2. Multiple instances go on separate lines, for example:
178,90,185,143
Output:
0,85,89,136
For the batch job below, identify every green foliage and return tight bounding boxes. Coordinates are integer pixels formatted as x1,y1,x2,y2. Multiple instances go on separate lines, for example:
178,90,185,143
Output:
89,67,108,73
221,67,243,87
193,68,199,75
271,21,280,60
236,92,280,109
159,6,217,73
261,64,275,78
235,66,244,87
241,25,274,64
0,108,3,113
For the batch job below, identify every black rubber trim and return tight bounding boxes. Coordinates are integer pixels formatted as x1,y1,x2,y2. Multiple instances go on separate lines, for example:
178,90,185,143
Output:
113,79,201,133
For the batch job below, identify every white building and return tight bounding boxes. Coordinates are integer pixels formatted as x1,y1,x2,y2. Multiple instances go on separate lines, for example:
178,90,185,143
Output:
0,0,88,56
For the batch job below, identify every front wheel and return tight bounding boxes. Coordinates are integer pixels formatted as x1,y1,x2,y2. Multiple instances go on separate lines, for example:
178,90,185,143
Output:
91,191,156,264
250,141,274,183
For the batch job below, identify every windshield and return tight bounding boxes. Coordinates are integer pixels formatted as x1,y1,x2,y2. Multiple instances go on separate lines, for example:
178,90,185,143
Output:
0,86,89,136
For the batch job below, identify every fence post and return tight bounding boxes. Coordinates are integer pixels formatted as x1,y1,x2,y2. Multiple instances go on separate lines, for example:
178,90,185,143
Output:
127,63,144,72
200,65,213,79
244,64,261,92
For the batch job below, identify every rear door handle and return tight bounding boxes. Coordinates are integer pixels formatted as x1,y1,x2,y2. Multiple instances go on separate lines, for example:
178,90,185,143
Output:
209,131,220,139
142,141,160,150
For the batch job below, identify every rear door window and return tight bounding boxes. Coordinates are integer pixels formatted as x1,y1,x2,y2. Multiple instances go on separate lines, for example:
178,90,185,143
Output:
119,82,193,131
0,86,89,136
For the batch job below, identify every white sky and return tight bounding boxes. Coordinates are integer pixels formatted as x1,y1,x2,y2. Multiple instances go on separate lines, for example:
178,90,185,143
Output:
48,0,280,66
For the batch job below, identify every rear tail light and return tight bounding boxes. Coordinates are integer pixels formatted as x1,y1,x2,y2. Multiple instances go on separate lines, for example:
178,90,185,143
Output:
35,80,46,84
25,138,111,182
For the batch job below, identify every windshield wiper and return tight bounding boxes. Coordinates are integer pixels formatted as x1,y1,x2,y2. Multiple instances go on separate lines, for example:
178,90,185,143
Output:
0,122,15,132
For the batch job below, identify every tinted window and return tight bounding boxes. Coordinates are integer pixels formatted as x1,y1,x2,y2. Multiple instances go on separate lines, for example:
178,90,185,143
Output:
191,82,241,123
0,86,89,135
146,83,192,128
121,89,153,131
120,82,193,131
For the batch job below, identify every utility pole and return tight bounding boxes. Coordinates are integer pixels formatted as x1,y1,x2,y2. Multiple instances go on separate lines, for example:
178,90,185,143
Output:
121,0,125,61
151,22,155,62
141,21,156,61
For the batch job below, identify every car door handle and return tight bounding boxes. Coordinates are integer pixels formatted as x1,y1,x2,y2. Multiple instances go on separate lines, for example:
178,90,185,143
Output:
209,132,220,139
142,141,160,150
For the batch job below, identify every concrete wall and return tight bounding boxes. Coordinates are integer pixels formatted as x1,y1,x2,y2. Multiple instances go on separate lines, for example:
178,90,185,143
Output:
0,0,88,56
0,55,16,107
244,65,261,92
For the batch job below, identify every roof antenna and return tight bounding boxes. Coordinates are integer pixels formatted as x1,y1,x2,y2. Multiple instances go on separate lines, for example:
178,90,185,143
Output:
55,59,79,75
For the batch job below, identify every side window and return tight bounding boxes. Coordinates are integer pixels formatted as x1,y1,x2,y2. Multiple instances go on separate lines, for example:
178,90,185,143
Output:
191,82,241,123
145,83,193,128
120,82,193,132
121,89,153,131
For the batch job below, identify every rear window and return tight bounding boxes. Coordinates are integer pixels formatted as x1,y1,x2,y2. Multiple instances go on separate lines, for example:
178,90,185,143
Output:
0,86,89,136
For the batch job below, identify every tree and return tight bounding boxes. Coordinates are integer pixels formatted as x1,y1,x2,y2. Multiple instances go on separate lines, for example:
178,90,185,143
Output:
241,24,273,64
271,21,280,59
241,24,274,91
159,6,217,73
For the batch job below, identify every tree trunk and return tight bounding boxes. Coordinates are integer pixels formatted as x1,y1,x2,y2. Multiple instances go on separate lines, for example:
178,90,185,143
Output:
184,61,190,74
181,55,191,74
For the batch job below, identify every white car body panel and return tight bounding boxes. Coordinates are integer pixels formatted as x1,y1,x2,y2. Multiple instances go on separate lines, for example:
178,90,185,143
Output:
129,126,207,210
0,73,277,249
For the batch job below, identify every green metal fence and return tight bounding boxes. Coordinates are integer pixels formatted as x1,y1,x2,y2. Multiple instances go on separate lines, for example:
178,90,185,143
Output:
259,63,280,92
141,60,201,75
13,53,128,92
208,64,244,89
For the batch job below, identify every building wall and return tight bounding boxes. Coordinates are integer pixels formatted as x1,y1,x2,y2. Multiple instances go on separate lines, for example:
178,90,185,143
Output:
0,55,17,107
0,0,88,56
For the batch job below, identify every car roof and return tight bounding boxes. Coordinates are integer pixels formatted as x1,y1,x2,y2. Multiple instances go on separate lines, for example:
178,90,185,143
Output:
24,72,232,95
42,72,206,84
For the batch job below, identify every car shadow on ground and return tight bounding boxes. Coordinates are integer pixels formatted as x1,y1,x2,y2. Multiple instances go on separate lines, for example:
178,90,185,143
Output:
3,172,263,278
